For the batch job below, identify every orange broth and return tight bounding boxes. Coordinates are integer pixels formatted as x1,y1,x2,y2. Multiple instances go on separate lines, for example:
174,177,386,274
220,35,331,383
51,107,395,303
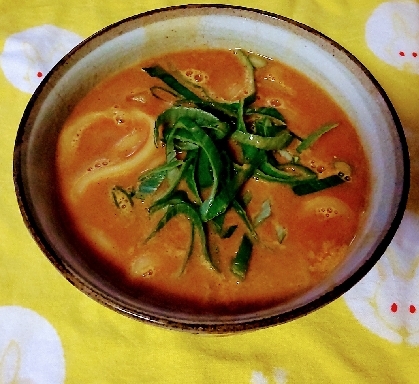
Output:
55,49,370,315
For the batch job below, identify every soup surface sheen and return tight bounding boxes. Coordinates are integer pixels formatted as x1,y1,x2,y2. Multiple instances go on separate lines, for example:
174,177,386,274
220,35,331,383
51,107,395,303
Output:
56,49,370,315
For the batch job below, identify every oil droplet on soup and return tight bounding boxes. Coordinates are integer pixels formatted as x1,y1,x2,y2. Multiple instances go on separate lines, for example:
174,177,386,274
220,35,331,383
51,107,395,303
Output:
55,48,370,315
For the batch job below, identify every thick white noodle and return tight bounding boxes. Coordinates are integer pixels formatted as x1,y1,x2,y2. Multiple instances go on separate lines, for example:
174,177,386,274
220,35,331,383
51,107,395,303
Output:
58,108,158,203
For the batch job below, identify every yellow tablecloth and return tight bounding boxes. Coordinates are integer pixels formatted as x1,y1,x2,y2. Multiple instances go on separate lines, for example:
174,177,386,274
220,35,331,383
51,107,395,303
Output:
1,0,419,382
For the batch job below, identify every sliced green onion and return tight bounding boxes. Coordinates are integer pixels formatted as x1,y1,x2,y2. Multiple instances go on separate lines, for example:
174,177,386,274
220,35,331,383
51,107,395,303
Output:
233,49,256,105
196,147,214,189
231,130,293,150
253,199,271,227
108,55,349,281
292,174,345,195
111,186,134,208
135,160,183,199
247,52,268,68
183,153,202,203
245,107,286,129
275,223,287,244
171,120,223,217
257,162,316,185
230,234,253,280
156,106,230,142
232,199,257,239
144,65,240,121
242,190,253,206
144,66,202,104
212,213,238,239
201,161,260,222
148,190,190,214
150,86,179,102
296,123,339,153
146,201,216,269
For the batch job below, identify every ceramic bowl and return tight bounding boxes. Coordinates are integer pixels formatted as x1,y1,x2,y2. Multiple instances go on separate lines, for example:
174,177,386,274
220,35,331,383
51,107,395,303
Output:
13,4,409,333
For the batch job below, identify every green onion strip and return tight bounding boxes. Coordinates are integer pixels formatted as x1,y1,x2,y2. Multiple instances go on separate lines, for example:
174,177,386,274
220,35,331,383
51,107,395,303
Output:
111,52,348,279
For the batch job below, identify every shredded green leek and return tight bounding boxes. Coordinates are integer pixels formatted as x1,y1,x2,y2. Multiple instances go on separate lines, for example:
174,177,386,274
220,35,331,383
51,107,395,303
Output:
253,200,271,227
296,123,339,153
111,50,349,280
230,234,253,280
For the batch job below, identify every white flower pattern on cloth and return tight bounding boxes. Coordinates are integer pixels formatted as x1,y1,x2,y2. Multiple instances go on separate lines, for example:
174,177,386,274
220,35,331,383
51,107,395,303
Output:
0,306,65,384
365,0,419,74
344,211,419,345
251,368,287,384
0,24,82,93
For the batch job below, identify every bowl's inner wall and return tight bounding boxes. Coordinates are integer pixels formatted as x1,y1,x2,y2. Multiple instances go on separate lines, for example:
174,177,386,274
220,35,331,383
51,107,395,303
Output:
20,7,406,325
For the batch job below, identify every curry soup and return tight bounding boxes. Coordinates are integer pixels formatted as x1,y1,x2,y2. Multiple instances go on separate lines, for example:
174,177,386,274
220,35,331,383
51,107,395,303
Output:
55,49,370,315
